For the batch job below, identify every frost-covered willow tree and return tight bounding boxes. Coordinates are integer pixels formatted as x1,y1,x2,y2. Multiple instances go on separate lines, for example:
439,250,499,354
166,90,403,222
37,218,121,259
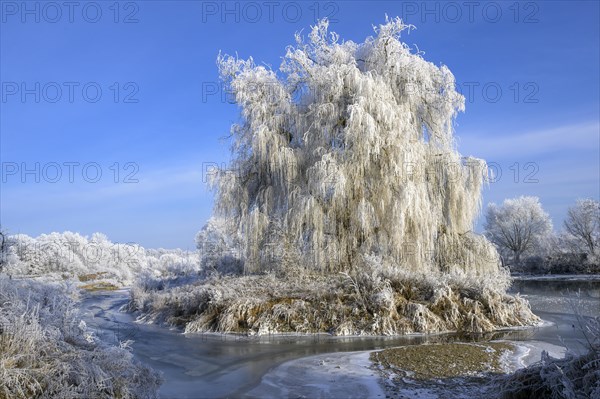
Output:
484,196,553,265
213,18,499,276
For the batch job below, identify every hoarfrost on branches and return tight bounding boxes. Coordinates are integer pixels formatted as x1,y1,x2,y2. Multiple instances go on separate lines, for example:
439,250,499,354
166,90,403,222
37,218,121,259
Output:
1,231,199,286
213,17,500,277
563,198,600,256
195,217,243,276
484,196,553,265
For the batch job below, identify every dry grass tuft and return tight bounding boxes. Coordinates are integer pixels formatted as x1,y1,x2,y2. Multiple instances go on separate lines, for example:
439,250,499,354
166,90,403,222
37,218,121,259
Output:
371,342,515,380
78,272,109,282
128,263,540,336
79,281,119,292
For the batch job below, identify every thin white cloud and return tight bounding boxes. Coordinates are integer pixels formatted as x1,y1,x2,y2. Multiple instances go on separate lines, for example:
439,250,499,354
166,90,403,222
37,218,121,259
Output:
1,162,209,212
458,121,599,159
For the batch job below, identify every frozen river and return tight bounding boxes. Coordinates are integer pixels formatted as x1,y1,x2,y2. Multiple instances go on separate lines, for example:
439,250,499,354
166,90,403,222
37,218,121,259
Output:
79,276,599,398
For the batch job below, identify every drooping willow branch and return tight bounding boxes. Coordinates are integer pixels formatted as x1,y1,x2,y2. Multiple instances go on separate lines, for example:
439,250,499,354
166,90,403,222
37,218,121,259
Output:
212,17,500,277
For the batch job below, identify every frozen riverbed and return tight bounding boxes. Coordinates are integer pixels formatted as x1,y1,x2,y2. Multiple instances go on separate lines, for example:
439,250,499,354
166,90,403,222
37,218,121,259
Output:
80,290,446,398
246,351,385,399
79,276,598,398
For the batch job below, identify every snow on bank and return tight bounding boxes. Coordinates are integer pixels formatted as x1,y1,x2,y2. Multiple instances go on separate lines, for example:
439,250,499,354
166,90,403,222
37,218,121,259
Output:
511,340,567,369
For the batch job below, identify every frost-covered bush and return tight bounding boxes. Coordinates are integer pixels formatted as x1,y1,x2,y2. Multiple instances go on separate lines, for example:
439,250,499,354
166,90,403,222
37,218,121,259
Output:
495,316,599,399
145,248,200,278
513,232,600,275
128,254,538,336
520,256,547,274
0,232,18,275
0,277,162,398
4,232,146,283
195,218,243,276
3,232,199,286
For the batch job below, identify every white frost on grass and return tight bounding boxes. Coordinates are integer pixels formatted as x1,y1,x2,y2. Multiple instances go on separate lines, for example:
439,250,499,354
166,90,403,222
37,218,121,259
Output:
129,267,539,336
0,276,162,398
2,232,199,287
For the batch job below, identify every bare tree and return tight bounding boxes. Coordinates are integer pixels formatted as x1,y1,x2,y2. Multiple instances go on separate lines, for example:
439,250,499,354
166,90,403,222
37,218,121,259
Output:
564,198,600,255
484,196,553,265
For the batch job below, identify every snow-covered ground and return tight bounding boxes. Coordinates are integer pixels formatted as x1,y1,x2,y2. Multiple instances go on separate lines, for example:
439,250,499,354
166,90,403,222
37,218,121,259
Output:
511,340,566,368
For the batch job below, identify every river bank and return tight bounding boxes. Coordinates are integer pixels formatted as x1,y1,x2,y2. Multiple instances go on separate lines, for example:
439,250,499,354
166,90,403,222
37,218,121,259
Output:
243,275,598,399
77,275,598,398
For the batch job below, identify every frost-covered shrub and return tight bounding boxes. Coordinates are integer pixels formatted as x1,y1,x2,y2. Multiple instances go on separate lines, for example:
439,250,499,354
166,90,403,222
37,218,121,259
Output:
0,233,20,275
521,256,547,274
3,232,199,286
495,316,599,399
515,252,600,275
195,218,243,276
544,252,600,274
128,258,538,336
0,277,162,398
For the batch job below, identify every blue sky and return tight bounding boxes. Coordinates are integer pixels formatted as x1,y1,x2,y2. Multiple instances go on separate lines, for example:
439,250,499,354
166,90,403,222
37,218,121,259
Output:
1,1,598,249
